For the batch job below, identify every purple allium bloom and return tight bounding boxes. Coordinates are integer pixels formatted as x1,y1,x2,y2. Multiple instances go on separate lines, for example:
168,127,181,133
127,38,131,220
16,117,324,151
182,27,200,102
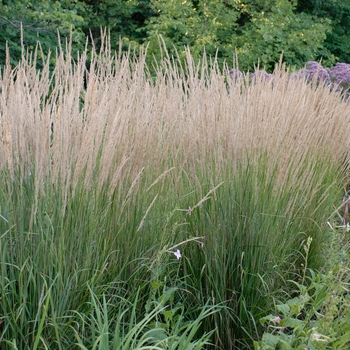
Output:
299,61,330,84
328,82,343,93
228,68,243,82
286,71,305,87
289,72,303,80
250,70,275,83
329,63,350,87
173,249,182,260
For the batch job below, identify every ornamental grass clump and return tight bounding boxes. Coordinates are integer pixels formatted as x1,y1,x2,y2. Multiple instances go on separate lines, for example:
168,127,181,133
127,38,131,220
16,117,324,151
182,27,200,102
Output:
0,38,350,349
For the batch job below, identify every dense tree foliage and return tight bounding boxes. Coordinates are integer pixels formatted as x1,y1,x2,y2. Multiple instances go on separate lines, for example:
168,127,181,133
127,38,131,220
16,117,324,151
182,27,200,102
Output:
0,0,89,65
233,0,333,70
0,0,349,70
84,0,152,46
296,0,350,64
143,0,241,67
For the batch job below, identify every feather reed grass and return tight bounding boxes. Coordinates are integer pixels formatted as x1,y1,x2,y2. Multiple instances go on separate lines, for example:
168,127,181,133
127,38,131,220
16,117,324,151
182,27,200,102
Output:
0,37,350,348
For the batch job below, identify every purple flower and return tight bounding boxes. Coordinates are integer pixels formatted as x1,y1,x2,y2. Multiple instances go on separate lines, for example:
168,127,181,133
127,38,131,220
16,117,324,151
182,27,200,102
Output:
173,249,182,260
274,316,281,324
299,61,330,84
250,70,275,83
328,82,343,93
288,72,303,80
329,63,350,87
228,69,243,82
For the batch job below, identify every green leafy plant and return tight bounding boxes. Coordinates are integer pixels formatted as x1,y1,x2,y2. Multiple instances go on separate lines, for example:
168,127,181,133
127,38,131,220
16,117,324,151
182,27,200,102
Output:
255,237,350,350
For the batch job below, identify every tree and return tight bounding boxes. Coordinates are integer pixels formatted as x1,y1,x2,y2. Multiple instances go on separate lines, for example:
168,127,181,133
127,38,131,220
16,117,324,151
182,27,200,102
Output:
144,0,240,68
0,0,90,66
234,0,334,71
296,0,350,64
2,0,345,73
139,0,333,72
83,0,152,46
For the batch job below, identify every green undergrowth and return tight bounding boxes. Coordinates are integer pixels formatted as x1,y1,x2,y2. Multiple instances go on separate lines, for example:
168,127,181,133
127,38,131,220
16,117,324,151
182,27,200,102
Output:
255,220,350,350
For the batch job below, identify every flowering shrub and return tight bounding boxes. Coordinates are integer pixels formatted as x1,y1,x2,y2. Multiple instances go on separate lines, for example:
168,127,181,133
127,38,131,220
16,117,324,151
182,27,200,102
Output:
250,70,275,84
228,61,350,101
329,63,350,88
299,61,331,84
228,68,244,82
328,63,350,101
